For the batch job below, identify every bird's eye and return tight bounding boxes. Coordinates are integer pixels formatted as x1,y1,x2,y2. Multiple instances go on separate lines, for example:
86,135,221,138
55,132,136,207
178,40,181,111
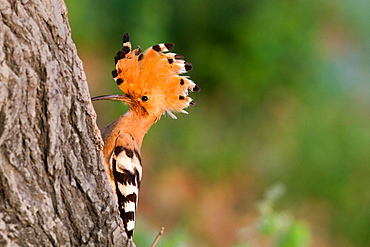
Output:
141,96,148,102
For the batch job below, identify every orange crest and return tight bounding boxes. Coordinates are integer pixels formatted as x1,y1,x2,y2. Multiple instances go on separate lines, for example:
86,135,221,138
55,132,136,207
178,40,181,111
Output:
112,33,200,119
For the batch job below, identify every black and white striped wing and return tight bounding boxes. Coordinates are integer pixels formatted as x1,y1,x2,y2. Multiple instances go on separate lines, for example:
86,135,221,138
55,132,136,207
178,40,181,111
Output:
111,137,142,239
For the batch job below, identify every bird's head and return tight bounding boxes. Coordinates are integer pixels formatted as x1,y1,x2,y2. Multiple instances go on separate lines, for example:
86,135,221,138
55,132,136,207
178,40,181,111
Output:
92,33,199,119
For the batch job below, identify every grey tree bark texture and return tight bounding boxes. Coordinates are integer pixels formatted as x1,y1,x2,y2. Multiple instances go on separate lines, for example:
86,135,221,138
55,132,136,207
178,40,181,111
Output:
0,0,134,246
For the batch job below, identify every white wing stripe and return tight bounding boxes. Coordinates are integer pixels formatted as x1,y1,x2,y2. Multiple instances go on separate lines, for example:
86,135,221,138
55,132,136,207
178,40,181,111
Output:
124,201,136,212
126,220,135,231
117,183,138,196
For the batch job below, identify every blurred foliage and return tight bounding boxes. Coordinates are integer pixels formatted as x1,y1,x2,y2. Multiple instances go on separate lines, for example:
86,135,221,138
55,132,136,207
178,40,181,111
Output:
65,0,370,246
235,183,310,247
256,183,311,247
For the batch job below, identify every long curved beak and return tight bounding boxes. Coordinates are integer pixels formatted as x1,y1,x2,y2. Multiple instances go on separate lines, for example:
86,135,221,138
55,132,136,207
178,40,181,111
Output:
91,94,130,102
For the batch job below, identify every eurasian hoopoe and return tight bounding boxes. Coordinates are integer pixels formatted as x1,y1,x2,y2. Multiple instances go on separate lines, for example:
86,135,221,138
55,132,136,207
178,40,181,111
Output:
92,33,199,239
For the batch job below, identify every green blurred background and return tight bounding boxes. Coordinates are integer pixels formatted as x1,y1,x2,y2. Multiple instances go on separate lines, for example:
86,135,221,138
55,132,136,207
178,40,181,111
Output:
64,0,370,246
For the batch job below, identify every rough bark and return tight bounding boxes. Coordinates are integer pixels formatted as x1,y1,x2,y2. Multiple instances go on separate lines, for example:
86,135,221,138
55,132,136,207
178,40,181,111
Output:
0,0,133,246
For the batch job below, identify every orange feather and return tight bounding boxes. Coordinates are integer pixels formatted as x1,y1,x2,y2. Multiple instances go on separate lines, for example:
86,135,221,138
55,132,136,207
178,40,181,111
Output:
113,34,199,119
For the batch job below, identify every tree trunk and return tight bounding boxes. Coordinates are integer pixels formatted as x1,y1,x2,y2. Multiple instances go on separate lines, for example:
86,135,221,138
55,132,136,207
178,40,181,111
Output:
0,0,133,246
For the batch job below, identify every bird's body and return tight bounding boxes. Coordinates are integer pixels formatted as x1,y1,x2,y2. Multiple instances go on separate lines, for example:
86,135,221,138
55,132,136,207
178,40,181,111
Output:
92,33,199,239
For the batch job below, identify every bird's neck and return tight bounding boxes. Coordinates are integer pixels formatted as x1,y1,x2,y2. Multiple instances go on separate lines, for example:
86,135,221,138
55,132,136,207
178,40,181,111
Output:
102,110,159,149
122,110,158,145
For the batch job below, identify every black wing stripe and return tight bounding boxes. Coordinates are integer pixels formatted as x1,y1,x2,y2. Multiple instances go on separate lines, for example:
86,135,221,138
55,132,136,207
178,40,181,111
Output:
112,145,142,239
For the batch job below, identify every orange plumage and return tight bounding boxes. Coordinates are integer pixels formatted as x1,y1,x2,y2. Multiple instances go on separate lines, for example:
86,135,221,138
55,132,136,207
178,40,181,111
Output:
92,33,199,239
112,33,199,119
